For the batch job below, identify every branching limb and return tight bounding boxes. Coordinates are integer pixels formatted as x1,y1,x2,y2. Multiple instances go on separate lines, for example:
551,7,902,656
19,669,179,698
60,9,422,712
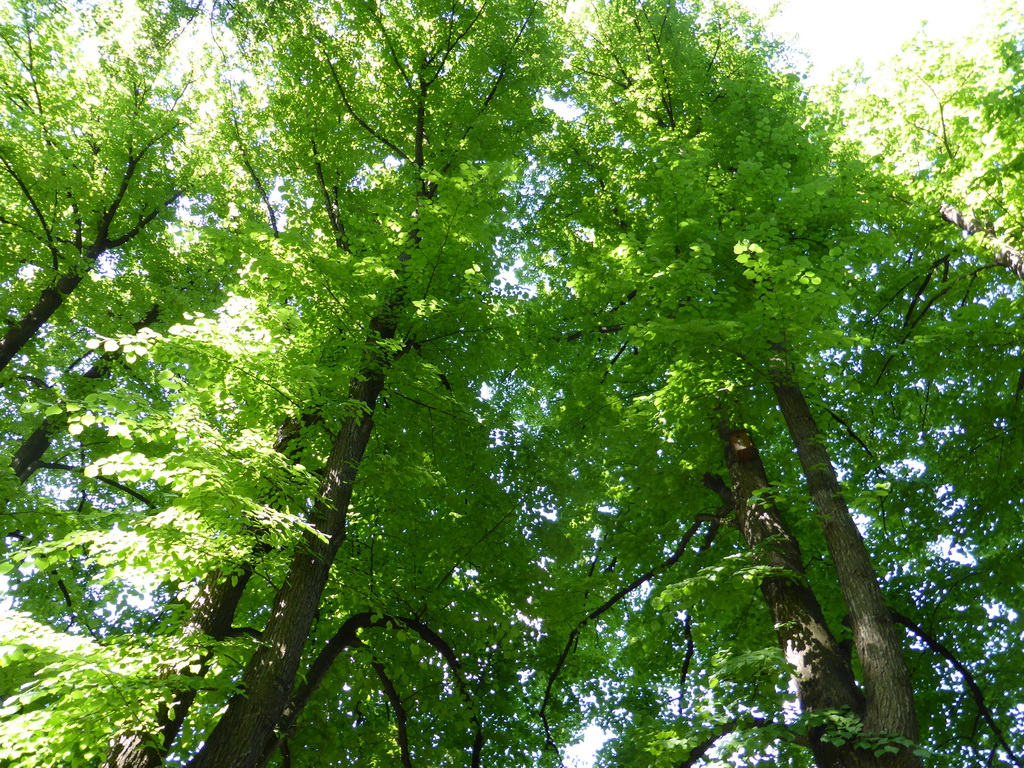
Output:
939,203,1024,284
310,139,347,249
0,149,60,264
227,112,280,236
539,521,705,748
105,190,181,250
34,462,152,506
677,613,694,718
263,613,483,768
55,576,102,641
676,716,770,768
323,55,408,161
11,305,162,483
891,610,1024,768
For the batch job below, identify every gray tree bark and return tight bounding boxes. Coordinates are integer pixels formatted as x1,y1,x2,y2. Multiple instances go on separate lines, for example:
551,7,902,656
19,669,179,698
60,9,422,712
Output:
771,369,922,768
939,202,1024,283
717,419,870,768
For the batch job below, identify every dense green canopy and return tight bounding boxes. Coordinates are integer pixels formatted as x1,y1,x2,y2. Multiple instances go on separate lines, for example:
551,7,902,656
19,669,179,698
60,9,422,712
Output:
0,1,1021,766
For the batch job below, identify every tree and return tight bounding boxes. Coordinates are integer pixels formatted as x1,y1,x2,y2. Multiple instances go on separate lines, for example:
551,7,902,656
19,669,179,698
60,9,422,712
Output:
523,2,923,764
825,7,1024,764
1,0,1021,767
0,0,194,376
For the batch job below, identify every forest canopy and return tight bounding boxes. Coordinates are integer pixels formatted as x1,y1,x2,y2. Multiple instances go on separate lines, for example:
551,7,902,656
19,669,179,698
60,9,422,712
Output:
0,0,1021,767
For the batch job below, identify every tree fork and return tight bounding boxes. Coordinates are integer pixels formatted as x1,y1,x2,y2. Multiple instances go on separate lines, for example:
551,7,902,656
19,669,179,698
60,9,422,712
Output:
770,366,921,767
104,572,254,768
716,419,870,768
104,414,321,768
0,184,176,377
257,613,484,767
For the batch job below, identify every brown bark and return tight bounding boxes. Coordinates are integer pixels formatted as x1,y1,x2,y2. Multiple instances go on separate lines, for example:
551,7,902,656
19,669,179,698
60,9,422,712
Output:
771,372,921,767
103,414,314,768
939,202,1024,283
1,272,92,374
255,612,484,768
186,310,398,768
104,573,253,768
253,612,382,765
716,420,868,768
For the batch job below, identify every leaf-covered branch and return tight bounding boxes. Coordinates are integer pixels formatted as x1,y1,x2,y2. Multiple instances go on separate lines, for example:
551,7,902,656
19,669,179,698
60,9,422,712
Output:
539,520,705,748
939,203,1024,283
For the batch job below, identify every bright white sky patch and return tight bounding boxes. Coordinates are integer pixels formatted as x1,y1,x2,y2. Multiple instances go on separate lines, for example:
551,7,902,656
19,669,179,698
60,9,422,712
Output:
565,725,613,767
743,0,1019,83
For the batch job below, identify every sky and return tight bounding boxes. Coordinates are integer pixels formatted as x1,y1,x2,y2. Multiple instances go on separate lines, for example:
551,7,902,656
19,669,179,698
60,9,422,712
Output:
742,0,1013,83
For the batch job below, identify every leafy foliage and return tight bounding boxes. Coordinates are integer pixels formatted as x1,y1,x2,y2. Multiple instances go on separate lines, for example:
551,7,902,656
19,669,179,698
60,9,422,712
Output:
0,0,1021,767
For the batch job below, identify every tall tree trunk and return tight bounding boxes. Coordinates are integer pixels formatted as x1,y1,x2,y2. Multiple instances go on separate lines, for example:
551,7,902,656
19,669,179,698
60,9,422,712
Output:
716,419,869,768
186,310,398,768
771,367,921,768
103,414,315,768
104,572,253,768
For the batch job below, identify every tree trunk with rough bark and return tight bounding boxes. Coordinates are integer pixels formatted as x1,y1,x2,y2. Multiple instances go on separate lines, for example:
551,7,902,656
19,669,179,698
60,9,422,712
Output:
185,310,398,768
716,419,870,768
770,368,921,768
103,572,253,768
102,411,318,768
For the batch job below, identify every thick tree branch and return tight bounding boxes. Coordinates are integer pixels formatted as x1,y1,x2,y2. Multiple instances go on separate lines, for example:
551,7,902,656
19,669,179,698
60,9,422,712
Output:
229,113,280,237
0,188,175,375
188,302,401,768
310,139,346,249
716,416,869,768
0,149,61,264
323,56,408,161
95,143,152,244
677,613,694,717
10,305,161,483
939,203,1024,284
372,661,413,768
104,570,255,768
105,192,180,250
